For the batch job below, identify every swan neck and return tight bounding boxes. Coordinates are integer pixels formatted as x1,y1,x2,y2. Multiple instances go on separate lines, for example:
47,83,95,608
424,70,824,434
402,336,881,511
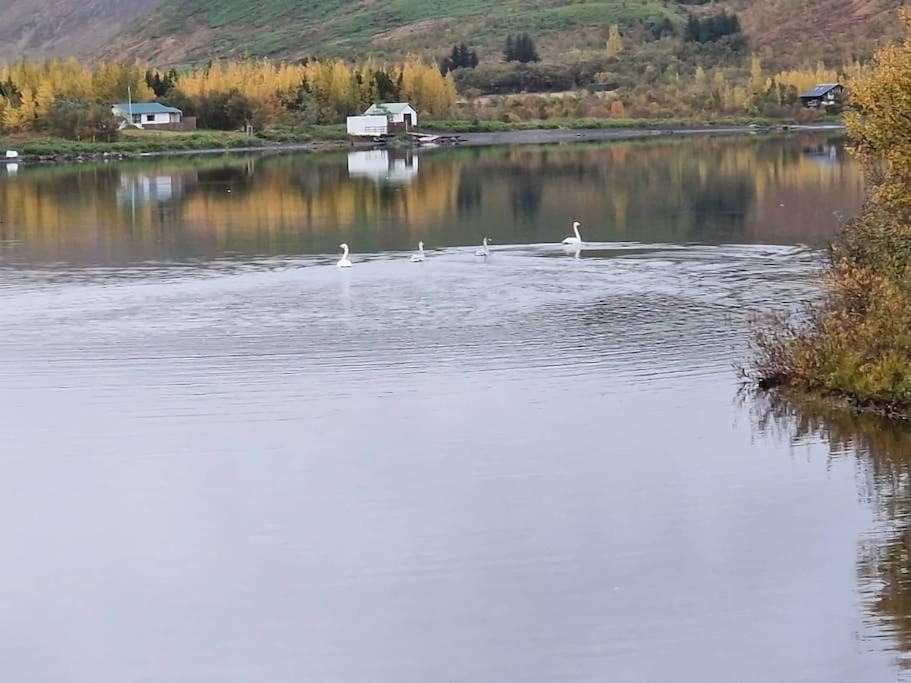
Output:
574,224,581,240
342,244,349,258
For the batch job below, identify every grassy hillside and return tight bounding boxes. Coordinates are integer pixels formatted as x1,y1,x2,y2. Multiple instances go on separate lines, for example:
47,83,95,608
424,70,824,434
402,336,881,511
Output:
734,0,905,65
97,0,906,67
0,0,903,69
100,0,682,65
0,0,163,63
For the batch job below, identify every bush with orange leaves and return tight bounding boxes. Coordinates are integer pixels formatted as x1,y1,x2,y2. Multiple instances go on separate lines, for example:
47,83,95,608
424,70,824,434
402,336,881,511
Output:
750,13,911,414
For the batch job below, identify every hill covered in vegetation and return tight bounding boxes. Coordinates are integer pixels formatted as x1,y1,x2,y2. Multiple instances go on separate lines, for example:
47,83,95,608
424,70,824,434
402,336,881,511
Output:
0,0,883,69
98,0,678,65
735,0,904,65
0,0,163,63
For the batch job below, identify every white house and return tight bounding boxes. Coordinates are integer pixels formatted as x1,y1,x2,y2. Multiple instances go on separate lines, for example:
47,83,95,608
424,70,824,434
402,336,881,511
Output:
346,102,418,137
112,102,185,129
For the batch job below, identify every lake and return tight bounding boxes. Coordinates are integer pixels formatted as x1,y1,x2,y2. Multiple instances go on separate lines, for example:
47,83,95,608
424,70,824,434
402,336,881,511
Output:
2,134,910,682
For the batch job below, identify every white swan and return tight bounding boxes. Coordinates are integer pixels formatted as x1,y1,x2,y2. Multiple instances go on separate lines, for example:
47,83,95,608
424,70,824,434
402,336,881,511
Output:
474,237,490,257
410,240,425,262
337,243,352,268
562,221,582,245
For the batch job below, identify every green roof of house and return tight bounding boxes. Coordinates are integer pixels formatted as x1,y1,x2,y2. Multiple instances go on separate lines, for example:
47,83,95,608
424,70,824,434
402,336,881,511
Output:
364,102,414,115
112,102,182,115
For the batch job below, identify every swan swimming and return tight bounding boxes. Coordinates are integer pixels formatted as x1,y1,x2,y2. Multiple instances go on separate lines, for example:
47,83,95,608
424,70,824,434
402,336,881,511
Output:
562,221,582,245
337,243,352,268
410,241,425,262
475,237,490,257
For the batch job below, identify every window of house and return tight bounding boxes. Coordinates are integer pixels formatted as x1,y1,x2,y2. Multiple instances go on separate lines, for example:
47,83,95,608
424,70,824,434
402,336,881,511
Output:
132,114,141,123
146,114,155,122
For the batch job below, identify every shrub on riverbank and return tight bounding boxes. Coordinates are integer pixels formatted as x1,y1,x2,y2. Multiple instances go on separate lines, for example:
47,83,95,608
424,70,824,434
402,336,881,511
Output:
750,14,911,415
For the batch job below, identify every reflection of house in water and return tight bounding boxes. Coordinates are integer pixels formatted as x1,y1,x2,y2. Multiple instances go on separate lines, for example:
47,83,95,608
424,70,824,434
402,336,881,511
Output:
347,150,419,185
117,172,198,205
804,144,841,167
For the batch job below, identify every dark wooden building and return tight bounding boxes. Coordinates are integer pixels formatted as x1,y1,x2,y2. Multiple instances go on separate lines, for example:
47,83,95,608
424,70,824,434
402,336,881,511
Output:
800,83,845,110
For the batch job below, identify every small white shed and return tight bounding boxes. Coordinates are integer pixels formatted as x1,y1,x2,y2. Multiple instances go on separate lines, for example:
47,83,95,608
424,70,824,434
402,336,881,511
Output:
346,114,391,137
364,102,418,128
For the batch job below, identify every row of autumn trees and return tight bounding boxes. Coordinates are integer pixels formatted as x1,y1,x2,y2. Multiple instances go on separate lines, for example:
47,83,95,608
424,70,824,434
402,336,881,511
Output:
0,57,458,138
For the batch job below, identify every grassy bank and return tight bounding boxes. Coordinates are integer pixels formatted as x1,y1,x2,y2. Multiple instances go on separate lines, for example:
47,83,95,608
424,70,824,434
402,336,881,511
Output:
0,116,822,158
749,18,911,418
0,125,349,157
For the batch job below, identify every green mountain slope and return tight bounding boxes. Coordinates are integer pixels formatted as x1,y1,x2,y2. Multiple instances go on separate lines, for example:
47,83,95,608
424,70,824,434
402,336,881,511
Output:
100,0,680,65
0,0,903,68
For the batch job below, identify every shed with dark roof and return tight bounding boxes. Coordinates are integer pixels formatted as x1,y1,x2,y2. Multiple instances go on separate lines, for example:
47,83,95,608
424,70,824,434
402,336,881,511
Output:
799,84,845,109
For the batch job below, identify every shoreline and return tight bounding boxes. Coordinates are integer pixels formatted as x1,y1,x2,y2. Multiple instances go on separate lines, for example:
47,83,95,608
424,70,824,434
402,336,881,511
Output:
2,123,845,164
757,384,911,422
444,123,842,147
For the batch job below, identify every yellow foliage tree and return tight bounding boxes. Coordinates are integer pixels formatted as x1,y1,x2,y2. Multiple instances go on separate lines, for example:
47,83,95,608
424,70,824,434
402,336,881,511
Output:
606,25,623,59
750,56,765,98
846,10,911,208
89,62,154,103
397,58,457,117
35,80,56,117
3,90,37,131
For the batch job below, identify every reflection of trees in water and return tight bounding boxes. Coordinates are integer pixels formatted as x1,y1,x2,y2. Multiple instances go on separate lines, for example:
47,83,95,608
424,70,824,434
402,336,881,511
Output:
445,137,840,242
0,135,863,261
196,166,255,197
456,168,481,215
455,161,544,220
683,170,754,242
751,390,911,668
508,169,543,219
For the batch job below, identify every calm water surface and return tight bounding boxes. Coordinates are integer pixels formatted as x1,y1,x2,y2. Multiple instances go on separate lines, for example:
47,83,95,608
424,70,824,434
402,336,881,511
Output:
2,135,910,682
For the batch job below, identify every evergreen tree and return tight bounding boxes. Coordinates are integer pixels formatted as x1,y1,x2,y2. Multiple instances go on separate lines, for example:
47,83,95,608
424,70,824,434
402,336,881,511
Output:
684,15,701,42
508,33,539,63
684,11,743,43
458,44,469,67
374,70,398,100
444,43,480,71
0,78,19,103
648,17,675,40
504,35,515,62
